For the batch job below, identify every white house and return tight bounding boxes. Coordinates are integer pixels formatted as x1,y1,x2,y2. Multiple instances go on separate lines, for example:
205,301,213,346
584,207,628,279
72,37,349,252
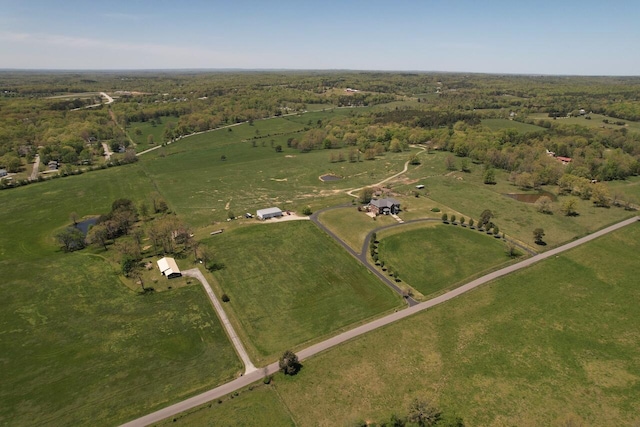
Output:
157,257,182,279
256,207,283,220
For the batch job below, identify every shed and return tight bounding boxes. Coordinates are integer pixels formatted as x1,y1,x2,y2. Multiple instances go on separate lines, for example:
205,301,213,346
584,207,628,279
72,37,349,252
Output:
0,169,7,177
415,184,424,189
157,257,182,279
256,207,283,220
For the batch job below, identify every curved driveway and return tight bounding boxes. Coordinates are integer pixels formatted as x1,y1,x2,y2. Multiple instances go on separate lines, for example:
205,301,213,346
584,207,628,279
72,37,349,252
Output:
310,208,537,307
182,268,257,375
122,215,639,427
310,207,419,306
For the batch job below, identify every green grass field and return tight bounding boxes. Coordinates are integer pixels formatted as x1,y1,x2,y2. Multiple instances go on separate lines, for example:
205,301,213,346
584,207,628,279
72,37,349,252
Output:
139,118,412,227
156,384,294,426
528,113,640,133
270,222,640,426
128,116,179,152
377,223,514,297
482,118,548,133
606,175,640,205
0,167,241,426
206,221,402,363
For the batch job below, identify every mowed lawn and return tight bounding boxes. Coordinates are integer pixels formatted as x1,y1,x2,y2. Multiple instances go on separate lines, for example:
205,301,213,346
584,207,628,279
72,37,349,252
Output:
0,167,241,426
377,224,513,297
208,221,402,363
271,222,640,426
318,207,397,253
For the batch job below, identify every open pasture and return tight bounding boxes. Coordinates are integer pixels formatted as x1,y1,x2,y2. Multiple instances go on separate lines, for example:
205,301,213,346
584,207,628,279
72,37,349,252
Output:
528,113,640,133
206,221,402,363
481,118,547,133
392,151,635,249
128,116,179,152
139,120,412,227
272,223,640,426
0,167,241,426
157,384,294,426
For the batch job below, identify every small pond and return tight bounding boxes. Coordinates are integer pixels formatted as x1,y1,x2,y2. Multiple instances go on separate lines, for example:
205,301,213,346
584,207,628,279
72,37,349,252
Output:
505,190,557,203
75,217,98,235
320,174,342,182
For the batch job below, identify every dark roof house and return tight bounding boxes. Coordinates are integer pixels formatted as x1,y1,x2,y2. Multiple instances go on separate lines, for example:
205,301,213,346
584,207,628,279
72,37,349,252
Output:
369,198,401,215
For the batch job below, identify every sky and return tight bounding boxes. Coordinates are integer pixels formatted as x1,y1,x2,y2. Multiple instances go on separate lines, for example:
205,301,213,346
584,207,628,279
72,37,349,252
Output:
1,0,639,75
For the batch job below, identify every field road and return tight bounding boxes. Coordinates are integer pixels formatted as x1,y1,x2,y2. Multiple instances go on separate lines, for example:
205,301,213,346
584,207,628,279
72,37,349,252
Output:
101,142,113,160
29,154,40,181
119,216,638,427
346,145,426,198
100,92,114,105
182,268,257,375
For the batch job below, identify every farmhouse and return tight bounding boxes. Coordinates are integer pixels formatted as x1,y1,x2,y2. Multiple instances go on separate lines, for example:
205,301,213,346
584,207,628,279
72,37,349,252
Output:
156,257,182,279
369,198,401,215
0,169,7,177
256,207,283,220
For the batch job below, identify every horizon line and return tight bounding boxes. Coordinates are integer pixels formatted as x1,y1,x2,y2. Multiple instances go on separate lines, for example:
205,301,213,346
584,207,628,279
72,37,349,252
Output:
0,68,639,78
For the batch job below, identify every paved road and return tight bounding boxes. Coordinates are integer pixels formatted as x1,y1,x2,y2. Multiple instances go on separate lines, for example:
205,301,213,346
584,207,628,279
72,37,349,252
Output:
182,268,257,375
121,216,639,427
310,208,419,306
29,154,40,181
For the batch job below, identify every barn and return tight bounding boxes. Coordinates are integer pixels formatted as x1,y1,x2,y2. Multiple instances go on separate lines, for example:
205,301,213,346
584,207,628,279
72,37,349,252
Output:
157,257,182,279
256,207,283,220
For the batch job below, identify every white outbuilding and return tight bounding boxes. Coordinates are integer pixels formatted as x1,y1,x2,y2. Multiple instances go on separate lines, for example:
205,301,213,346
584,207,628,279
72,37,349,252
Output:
157,257,182,279
256,207,283,220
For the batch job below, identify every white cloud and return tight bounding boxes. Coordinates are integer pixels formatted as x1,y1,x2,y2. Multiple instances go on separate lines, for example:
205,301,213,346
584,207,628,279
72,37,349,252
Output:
0,31,252,69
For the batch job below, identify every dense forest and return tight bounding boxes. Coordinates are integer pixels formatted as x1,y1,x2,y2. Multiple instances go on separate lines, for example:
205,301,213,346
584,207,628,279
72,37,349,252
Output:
1,71,639,188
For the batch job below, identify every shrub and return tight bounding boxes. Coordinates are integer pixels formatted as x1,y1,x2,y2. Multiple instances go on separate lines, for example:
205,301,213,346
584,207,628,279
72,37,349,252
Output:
441,213,448,222
301,206,312,215
221,293,230,302
431,207,440,212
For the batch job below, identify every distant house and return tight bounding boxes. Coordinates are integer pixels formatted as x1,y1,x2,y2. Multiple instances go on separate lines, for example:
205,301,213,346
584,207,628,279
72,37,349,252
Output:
157,257,182,279
48,161,59,170
0,169,7,177
256,207,283,220
369,198,401,215
415,184,425,189
556,156,572,165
